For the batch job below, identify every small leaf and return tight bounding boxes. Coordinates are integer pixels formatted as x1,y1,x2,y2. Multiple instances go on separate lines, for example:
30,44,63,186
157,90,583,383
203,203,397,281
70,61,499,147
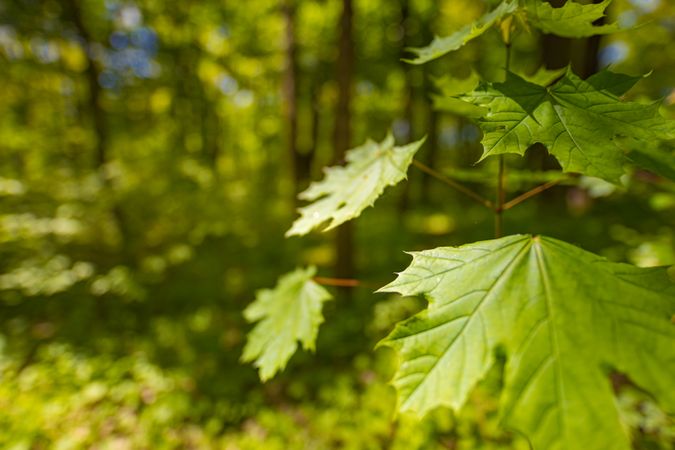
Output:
459,69,675,182
379,235,675,450
404,1,518,65
242,266,332,381
286,134,425,236
522,0,621,38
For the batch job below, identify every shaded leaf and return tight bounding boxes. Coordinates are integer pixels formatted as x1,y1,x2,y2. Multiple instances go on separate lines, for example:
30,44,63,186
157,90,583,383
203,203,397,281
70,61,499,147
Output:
379,234,675,450
431,67,564,114
459,69,675,182
286,134,425,236
242,266,332,381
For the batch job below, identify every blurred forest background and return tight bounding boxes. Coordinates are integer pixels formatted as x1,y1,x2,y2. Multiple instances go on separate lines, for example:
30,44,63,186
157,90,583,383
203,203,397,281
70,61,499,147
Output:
0,0,674,448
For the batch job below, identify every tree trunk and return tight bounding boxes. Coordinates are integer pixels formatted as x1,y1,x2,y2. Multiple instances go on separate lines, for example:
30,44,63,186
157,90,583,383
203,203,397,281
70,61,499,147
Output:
283,0,304,200
397,0,415,214
299,77,322,183
421,96,439,203
66,0,107,168
66,0,129,246
541,0,604,76
333,0,355,280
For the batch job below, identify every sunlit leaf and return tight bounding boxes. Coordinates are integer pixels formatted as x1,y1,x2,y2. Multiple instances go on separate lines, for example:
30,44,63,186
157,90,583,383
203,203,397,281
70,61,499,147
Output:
404,1,622,66
522,0,621,38
404,1,518,65
286,134,425,236
517,66,566,86
379,234,675,450
242,266,332,381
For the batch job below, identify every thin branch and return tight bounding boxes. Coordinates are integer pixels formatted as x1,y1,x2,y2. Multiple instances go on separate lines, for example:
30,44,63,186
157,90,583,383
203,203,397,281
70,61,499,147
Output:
495,155,506,237
411,160,494,209
502,178,563,211
313,276,361,287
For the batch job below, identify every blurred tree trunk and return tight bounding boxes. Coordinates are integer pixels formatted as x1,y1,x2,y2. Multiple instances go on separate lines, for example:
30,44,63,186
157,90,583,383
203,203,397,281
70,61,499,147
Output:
421,94,439,203
397,0,415,214
65,0,129,246
418,5,439,204
333,0,355,280
305,76,321,179
65,0,107,168
200,82,221,172
282,0,304,199
542,0,604,77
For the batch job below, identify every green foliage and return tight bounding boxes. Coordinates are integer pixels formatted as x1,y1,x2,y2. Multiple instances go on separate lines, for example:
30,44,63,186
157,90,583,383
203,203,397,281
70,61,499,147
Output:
242,266,332,381
379,234,675,450
405,0,621,65
458,69,675,182
521,0,620,38
2,0,675,448
286,134,425,236
404,1,518,65
626,141,675,182
0,343,218,449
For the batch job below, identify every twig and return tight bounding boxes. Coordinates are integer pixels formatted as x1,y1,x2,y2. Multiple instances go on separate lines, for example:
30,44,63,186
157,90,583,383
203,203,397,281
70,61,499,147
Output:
313,276,361,287
411,160,494,209
502,179,562,211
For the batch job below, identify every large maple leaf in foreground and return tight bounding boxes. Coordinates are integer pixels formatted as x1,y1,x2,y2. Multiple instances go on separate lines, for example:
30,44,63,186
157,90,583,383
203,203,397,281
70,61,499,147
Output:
379,235,675,450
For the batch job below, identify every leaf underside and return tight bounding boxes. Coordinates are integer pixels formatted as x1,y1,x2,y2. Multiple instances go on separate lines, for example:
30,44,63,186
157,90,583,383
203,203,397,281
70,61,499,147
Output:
379,234,675,450
286,134,425,237
459,69,675,182
242,266,332,381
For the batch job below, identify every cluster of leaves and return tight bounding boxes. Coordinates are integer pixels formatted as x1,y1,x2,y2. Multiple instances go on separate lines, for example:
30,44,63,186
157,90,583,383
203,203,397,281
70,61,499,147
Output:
244,1,675,449
405,0,620,64
459,69,675,182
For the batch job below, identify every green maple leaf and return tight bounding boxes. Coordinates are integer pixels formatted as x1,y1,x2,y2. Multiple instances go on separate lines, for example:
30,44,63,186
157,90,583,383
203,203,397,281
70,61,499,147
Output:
242,266,332,381
286,134,425,237
517,66,566,86
522,0,620,38
404,1,518,65
431,67,565,115
379,235,675,450
405,1,621,65
459,69,675,182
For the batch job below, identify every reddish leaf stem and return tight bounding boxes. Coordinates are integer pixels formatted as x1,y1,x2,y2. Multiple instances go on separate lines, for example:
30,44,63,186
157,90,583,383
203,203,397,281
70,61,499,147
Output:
313,276,361,287
502,179,563,211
